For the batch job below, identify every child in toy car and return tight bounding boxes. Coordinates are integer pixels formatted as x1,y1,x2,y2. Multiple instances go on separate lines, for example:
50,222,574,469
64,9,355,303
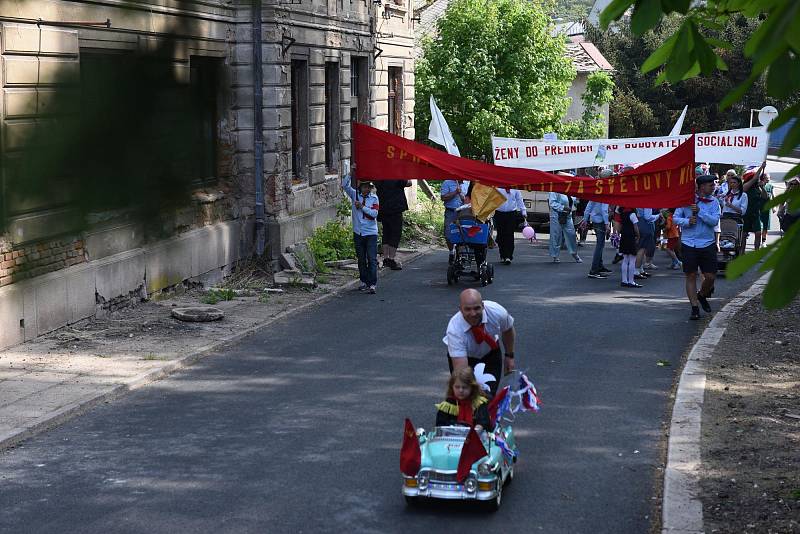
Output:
435,367,492,432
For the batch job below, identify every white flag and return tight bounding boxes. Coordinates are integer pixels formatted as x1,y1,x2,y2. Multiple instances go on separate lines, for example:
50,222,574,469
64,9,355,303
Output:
669,105,688,136
428,95,461,156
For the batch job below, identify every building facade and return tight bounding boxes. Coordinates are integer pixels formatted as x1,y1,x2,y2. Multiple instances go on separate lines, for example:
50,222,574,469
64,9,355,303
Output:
0,0,415,350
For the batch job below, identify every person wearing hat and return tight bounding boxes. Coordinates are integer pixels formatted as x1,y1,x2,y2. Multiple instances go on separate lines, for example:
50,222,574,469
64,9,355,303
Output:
342,173,380,294
673,174,721,320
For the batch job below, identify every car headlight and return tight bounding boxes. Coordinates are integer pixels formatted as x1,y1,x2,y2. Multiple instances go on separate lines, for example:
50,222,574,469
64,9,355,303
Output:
417,471,429,490
464,477,477,493
477,462,494,476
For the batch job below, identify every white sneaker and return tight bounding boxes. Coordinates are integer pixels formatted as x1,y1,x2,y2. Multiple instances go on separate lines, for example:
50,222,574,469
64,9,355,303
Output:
644,263,658,270
573,254,583,263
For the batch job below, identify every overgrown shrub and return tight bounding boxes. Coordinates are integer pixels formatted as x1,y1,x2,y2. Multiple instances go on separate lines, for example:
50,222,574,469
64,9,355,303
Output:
403,187,445,245
201,288,236,304
307,219,356,270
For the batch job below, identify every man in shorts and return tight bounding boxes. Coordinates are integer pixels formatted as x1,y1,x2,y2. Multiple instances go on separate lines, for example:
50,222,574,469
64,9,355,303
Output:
674,175,721,320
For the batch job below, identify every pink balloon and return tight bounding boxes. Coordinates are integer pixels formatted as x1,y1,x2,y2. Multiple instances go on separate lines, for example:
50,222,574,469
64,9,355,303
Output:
522,226,536,240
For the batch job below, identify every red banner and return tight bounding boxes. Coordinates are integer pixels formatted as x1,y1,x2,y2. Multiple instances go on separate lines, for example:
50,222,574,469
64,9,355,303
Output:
353,122,697,208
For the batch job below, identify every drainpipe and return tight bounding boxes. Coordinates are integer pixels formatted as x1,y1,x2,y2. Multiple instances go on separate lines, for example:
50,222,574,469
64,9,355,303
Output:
252,0,266,256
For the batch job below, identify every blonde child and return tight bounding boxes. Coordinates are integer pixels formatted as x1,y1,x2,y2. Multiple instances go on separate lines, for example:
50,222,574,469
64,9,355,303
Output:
435,367,491,431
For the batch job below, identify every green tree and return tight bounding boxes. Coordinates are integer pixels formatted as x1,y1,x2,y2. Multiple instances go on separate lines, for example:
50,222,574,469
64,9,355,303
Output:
587,15,781,138
550,0,595,21
415,0,576,157
600,0,800,308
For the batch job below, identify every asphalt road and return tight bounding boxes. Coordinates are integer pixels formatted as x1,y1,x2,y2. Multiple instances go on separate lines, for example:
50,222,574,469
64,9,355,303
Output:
0,237,760,534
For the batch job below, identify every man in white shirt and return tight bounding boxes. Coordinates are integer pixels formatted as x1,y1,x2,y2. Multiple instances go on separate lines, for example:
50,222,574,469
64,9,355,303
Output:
493,188,528,264
443,289,516,394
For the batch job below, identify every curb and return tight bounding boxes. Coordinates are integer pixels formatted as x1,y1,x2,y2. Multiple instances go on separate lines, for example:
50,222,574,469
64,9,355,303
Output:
662,273,770,533
0,246,437,452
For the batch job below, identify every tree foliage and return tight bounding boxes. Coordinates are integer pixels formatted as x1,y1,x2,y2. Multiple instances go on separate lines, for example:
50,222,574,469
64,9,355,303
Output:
550,0,594,21
600,0,800,308
415,0,576,157
587,15,783,138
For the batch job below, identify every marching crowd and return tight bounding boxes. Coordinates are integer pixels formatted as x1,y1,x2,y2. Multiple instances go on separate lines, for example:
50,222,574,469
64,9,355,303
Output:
343,164,797,319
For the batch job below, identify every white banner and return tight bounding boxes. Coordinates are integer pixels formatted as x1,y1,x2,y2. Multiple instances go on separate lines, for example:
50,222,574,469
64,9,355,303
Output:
491,127,769,171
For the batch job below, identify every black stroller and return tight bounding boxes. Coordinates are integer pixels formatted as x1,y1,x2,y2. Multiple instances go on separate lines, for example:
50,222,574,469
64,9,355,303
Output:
717,213,743,274
446,211,494,287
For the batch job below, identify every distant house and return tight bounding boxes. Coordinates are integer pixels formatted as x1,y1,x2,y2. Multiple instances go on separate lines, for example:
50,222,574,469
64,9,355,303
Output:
414,1,614,135
557,24,614,135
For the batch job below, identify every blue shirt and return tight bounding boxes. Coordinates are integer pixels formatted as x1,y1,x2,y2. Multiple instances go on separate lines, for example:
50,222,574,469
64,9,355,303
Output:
583,201,609,224
548,192,575,214
342,175,380,236
441,180,468,210
674,196,721,248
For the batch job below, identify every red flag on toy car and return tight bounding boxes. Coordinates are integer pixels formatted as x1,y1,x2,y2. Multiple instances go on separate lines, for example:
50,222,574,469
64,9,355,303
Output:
400,418,421,476
456,427,488,483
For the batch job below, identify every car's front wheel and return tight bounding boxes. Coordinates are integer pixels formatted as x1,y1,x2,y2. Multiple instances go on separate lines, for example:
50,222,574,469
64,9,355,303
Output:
404,495,417,506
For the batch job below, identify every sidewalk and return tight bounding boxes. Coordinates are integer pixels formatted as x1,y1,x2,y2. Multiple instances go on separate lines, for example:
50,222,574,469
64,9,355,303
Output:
663,271,800,534
698,291,800,533
0,247,433,451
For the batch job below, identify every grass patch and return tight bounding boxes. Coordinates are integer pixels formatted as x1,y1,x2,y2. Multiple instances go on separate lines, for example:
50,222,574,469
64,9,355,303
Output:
201,288,236,304
403,186,445,246
142,353,169,361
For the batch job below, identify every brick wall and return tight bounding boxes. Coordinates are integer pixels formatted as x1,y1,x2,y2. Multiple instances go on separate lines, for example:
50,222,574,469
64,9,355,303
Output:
0,237,86,287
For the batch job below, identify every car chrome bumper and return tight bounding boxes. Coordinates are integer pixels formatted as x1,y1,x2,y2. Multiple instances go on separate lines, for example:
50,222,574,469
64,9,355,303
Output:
402,479,498,501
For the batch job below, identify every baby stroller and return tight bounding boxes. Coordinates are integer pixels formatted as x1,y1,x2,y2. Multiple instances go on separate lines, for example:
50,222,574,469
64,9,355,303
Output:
446,211,494,287
717,214,743,274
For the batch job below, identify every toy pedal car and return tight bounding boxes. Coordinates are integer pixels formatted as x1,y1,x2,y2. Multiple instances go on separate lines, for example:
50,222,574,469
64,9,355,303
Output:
401,425,517,512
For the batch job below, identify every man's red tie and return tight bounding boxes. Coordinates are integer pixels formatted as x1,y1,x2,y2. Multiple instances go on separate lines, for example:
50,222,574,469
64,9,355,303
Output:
470,324,499,350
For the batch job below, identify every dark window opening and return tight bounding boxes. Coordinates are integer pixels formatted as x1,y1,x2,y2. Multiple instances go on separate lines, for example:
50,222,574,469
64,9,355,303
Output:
351,60,360,98
325,62,341,173
291,59,310,184
351,57,369,124
80,53,220,192
189,56,221,184
388,66,403,135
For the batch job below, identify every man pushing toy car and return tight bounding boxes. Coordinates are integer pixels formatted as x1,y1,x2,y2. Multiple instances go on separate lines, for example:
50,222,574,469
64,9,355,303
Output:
443,289,516,395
